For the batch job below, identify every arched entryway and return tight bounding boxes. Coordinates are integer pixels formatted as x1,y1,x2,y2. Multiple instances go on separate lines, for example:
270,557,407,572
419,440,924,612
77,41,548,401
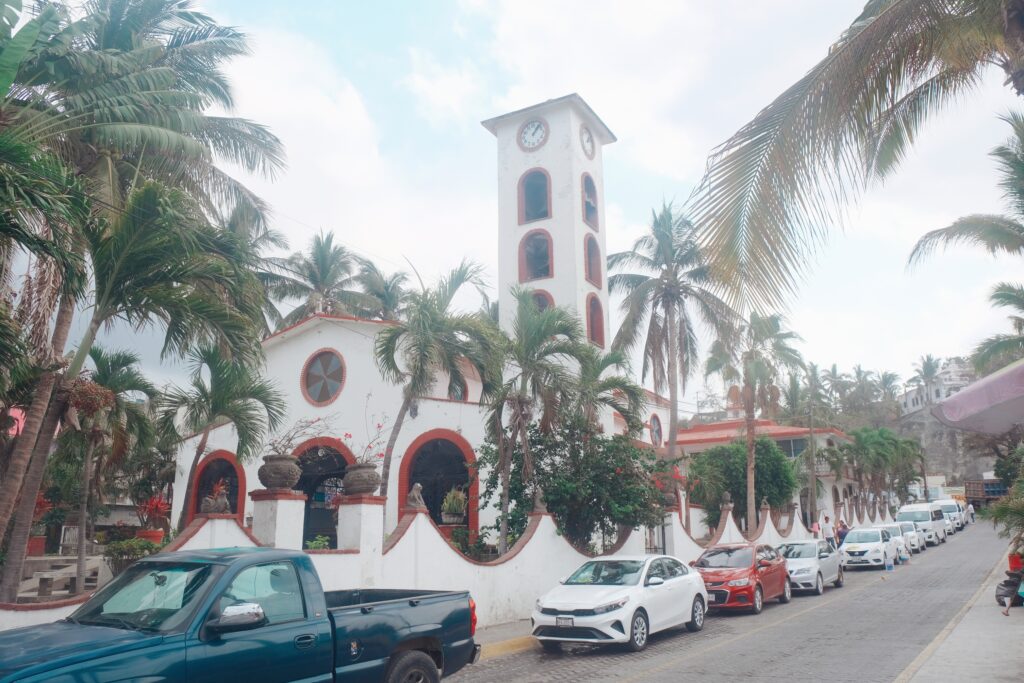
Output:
292,437,355,549
399,429,478,536
189,450,245,525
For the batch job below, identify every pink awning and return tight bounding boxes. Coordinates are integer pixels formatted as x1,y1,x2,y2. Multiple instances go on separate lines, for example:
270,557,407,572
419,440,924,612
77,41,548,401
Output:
930,358,1024,434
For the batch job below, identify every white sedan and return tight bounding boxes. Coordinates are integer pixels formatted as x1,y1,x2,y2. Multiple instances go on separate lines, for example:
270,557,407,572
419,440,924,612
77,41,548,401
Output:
532,555,708,652
777,540,844,595
840,528,899,569
873,524,911,561
897,521,927,553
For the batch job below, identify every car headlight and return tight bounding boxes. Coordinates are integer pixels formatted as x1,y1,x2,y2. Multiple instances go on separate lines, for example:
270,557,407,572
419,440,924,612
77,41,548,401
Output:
792,568,811,576
727,577,750,587
870,547,882,554
593,598,629,614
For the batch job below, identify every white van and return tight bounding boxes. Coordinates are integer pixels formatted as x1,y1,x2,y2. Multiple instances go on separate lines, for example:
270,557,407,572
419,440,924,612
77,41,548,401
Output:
895,503,947,546
934,499,965,531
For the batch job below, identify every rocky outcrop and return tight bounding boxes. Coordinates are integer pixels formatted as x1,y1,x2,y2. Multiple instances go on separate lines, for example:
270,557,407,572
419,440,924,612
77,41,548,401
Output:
897,407,994,484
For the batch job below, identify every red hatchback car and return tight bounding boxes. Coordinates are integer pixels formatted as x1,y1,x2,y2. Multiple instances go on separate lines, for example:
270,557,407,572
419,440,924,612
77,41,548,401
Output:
692,543,790,614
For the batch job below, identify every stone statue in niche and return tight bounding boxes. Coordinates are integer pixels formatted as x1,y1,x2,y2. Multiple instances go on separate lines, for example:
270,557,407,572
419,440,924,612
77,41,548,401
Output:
406,482,427,510
200,490,230,514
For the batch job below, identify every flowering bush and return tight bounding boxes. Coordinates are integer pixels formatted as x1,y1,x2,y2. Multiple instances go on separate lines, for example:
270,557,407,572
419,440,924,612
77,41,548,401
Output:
136,495,171,530
342,417,390,465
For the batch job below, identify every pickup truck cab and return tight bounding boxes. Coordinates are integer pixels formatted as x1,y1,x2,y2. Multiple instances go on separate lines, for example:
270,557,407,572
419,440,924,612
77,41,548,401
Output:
0,548,480,683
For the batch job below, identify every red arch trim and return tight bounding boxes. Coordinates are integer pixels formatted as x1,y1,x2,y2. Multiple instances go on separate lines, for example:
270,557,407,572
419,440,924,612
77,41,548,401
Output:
398,429,479,539
530,289,554,311
290,437,357,465
583,234,602,288
586,294,605,348
188,450,246,526
517,167,552,225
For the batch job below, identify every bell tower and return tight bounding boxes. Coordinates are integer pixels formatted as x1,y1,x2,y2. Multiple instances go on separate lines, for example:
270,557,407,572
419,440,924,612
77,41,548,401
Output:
482,94,615,346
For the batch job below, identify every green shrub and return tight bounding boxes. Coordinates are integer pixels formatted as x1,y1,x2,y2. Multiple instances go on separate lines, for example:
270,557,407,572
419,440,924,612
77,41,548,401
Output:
304,535,331,550
103,538,160,576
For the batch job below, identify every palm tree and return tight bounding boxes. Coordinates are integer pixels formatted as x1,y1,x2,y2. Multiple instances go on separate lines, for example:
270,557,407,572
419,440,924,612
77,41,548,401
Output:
705,312,803,532
355,260,408,320
488,288,584,553
910,354,942,404
608,203,734,463
269,232,375,326
572,345,644,432
909,113,1024,267
160,345,286,531
821,364,851,412
973,283,1024,372
374,261,501,517
877,371,902,401
848,365,878,411
0,182,266,550
688,1,1024,308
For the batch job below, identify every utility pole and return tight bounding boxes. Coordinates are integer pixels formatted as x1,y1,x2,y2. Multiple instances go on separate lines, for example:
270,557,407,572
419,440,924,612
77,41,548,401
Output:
807,399,817,528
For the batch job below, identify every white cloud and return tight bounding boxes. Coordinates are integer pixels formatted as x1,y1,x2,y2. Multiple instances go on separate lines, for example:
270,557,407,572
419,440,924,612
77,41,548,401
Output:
402,48,483,125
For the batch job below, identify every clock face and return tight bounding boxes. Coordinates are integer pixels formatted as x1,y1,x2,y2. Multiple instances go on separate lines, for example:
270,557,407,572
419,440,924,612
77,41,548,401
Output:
580,125,595,159
518,119,548,150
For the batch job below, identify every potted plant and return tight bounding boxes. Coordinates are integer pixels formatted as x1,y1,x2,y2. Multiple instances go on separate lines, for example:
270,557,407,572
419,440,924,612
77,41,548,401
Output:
135,494,170,543
341,421,388,496
26,494,51,556
441,487,467,525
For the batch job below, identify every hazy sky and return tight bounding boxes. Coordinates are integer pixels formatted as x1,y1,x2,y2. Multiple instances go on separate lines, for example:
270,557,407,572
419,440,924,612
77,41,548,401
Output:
91,1,1023,412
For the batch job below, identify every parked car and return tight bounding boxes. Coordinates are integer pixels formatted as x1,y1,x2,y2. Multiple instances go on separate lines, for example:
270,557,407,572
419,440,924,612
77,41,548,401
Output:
840,527,899,569
0,548,480,683
692,543,790,615
873,524,911,561
935,499,965,530
943,514,956,536
777,540,843,595
532,555,708,653
897,521,927,553
895,502,947,546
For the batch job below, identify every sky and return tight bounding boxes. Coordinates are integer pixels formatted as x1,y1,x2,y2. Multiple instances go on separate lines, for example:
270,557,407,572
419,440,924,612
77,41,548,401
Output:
90,0,1024,413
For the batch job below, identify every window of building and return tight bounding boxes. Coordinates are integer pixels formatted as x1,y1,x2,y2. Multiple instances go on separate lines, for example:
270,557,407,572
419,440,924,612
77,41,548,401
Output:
531,290,554,311
302,349,345,406
519,230,553,282
584,234,602,288
518,169,550,224
582,174,598,229
586,295,604,347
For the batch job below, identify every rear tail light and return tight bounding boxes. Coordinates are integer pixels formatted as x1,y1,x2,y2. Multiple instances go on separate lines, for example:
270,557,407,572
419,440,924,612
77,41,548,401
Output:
469,597,477,636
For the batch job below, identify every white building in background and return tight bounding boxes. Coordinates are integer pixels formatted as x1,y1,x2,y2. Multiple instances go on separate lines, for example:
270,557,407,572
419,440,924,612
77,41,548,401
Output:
169,95,674,549
901,357,975,413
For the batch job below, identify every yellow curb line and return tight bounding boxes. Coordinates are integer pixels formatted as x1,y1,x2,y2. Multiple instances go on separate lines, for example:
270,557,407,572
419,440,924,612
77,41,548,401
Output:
892,546,1009,683
480,635,539,661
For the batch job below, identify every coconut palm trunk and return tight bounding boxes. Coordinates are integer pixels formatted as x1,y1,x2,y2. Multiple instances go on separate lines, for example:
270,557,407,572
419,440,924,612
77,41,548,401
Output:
497,433,513,555
665,305,680,463
743,385,757,533
175,427,212,532
75,437,97,595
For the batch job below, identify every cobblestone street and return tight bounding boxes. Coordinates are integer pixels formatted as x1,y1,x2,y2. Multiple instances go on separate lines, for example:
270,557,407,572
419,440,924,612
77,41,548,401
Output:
454,524,1009,682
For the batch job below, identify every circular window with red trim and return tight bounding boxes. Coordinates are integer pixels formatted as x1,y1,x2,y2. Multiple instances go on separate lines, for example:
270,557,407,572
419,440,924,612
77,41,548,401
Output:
650,414,663,447
302,349,345,406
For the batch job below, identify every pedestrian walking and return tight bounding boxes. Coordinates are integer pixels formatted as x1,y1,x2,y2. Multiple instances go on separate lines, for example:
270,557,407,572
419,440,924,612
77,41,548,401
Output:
967,502,975,524
837,520,849,546
821,515,837,550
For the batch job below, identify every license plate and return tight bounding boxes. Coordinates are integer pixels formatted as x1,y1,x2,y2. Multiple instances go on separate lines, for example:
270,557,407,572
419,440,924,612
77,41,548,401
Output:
556,616,574,627
707,594,717,603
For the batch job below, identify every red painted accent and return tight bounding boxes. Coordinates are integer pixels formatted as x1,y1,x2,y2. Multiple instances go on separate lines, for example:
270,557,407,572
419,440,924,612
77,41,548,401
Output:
583,234,602,288
398,429,479,539
0,593,91,611
249,489,308,502
290,437,357,465
581,173,599,230
187,450,246,526
585,294,604,347
518,228,554,283
384,508,546,567
135,529,165,544
338,494,386,506
517,167,552,225
162,516,207,552
300,347,346,407
530,289,554,311
675,418,850,446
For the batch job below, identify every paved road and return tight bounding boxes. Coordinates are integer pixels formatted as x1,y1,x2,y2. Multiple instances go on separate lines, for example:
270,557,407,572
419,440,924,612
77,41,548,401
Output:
454,523,1007,682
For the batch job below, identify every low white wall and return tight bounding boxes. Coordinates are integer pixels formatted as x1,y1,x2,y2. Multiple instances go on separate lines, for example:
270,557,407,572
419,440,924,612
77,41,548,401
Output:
175,517,259,551
0,601,82,631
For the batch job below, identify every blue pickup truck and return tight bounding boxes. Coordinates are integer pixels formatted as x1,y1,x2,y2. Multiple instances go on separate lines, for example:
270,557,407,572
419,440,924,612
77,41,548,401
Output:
0,547,480,682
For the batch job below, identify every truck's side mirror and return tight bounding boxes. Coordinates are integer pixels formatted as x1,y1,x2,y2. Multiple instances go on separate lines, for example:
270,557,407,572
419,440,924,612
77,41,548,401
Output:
207,603,267,635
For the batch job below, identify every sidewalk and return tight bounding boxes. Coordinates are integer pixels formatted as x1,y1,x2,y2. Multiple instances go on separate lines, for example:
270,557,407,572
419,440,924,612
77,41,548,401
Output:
474,619,536,660
901,551,1024,682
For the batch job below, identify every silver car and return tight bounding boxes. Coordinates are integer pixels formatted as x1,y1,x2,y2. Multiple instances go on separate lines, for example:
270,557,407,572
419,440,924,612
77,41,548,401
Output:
777,540,844,595
898,521,927,553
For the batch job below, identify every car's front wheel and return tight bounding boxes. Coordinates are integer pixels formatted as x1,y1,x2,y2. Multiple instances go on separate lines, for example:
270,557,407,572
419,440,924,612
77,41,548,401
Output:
813,573,824,596
385,650,440,683
779,580,792,604
751,586,764,614
625,609,649,652
686,596,705,632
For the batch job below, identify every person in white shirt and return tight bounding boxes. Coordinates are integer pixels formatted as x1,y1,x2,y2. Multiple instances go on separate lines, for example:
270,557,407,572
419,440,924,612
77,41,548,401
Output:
967,503,975,524
821,515,836,550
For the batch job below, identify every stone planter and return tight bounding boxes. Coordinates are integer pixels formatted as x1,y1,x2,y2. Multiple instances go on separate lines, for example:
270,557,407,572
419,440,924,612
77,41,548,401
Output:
342,463,381,496
258,453,302,490
135,528,165,544
441,512,465,525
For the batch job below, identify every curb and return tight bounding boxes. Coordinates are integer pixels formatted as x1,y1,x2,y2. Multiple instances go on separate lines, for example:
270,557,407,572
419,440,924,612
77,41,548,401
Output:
480,635,538,661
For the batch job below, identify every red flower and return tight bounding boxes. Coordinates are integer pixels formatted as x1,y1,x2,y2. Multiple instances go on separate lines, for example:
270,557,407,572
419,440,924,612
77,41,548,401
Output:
344,432,353,439
615,467,623,474
654,479,665,490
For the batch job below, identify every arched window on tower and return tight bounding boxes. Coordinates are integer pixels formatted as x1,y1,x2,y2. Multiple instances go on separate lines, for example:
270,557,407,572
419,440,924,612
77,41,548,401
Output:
519,230,553,281
584,234,601,288
531,290,554,311
586,294,604,347
518,169,550,224
582,174,598,229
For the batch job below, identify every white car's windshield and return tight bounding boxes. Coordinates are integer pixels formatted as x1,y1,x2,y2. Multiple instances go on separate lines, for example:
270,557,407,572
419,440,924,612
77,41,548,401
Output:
565,560,645,586
777,544,816,559
940,504,958,514
896,511,929,522
696,547,753,568
899,522,916,534
844,530,881,543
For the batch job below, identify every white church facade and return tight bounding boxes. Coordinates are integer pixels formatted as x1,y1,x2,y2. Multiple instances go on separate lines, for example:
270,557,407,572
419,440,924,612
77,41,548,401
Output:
170,95,676,548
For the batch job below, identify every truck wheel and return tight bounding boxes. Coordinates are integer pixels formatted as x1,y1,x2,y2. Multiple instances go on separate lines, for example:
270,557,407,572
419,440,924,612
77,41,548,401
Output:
386,650,440,683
